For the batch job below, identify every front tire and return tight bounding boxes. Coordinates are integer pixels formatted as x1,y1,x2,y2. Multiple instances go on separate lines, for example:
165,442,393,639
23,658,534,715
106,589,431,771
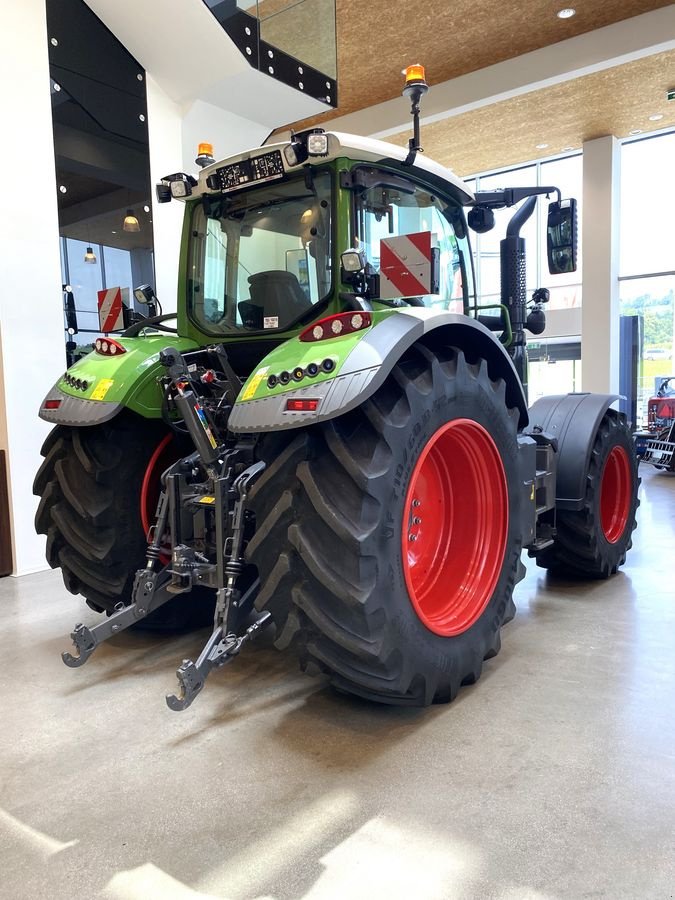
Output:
246,342,525,705
532,409,639,577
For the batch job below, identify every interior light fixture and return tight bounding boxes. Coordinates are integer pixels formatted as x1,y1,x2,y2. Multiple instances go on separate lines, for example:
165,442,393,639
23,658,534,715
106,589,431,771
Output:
562,146,575,152
557,8,576,18
629,129,642,135
536,143,549,150
84,245,97,264
649,114,664,121
123,208,140,232
143,204,150,212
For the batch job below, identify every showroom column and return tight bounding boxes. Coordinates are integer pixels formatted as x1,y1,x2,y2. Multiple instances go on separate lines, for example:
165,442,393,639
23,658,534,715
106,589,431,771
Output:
581,135,621,393
0,0,65,575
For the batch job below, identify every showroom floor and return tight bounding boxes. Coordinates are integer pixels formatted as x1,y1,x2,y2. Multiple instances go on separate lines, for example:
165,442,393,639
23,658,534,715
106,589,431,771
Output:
1,466,674,900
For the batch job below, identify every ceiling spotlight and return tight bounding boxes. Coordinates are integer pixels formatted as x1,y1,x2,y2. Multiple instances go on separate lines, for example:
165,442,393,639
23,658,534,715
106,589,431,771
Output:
562,146,575,152
629,129,642,135
648,114,664,121
143,205,150,213
59,185,67,193
84,246,97,264
536,143,549,150
557,8,576,18
123,209,140,232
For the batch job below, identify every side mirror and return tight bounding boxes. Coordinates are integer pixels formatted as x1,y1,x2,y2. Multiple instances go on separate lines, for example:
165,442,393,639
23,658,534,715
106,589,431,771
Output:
547,199,577,274
134,283,156,306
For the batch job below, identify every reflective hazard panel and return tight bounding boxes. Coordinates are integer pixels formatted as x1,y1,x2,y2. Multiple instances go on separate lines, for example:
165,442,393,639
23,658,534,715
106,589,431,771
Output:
97,287,128,332
379,231,440,300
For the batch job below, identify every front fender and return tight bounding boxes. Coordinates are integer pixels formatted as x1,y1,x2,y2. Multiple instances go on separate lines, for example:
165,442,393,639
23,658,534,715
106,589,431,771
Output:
39,334,198,427
526,392,621,510
228,308,528,433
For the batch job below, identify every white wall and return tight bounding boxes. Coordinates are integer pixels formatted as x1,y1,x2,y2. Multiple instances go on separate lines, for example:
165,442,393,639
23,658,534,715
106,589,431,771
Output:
0,0,66,575
146,75,184,314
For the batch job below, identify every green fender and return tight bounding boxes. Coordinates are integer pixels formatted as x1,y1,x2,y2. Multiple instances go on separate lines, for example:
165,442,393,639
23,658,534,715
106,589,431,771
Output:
229,308,529,433
39,334,199,427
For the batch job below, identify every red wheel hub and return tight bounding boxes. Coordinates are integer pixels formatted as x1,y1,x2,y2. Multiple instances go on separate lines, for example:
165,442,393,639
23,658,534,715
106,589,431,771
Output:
600,445,632,543
401,419,508,637
140,433,176,543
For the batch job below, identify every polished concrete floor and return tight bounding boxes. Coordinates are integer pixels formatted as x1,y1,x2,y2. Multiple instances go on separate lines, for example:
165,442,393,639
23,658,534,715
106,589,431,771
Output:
1,466,674,900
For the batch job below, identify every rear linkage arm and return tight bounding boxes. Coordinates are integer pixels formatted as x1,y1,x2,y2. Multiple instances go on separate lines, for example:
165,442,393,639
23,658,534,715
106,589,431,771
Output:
166,460,270,711
62,484,175,668
61,344,272,710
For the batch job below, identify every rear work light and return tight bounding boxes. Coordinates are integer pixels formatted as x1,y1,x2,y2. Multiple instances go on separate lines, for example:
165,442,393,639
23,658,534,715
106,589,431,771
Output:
95,338,126,356
299,312,372,343
285,399,320,412
44,399,62,410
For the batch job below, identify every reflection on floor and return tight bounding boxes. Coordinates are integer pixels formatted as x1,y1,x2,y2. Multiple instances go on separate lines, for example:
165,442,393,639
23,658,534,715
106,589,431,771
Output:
1,467,674,899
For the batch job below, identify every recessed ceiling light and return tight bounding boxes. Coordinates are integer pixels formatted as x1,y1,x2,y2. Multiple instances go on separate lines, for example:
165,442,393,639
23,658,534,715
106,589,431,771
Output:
629,129,642,135
562,146,575,152
59,185,67,193
536,143,549,150
648,114,664,121
111,230,117,234
557,8,576,18
143,205,150,213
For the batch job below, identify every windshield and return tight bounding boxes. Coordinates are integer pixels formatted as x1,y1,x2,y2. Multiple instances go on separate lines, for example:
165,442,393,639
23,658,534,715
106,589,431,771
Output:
187,171,332,334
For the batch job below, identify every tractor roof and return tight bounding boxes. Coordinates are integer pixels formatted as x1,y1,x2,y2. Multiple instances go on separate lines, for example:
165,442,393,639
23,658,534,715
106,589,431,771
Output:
195,131,475,205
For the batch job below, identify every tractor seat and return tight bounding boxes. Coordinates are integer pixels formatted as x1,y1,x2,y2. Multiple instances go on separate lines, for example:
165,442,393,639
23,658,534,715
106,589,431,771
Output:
238,270,312,330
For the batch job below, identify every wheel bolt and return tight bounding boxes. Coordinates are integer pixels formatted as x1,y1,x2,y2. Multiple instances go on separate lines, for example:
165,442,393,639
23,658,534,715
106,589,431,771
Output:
413,517,422,525
412,499,421,507
409,533,417,542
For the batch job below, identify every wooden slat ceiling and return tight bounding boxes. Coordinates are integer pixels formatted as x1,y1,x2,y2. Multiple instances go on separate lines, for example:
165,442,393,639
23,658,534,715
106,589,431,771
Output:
283,0,675,174
387,50,675,176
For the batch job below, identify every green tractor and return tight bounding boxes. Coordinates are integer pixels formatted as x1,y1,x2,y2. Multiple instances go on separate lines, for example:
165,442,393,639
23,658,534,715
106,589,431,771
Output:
35,69,639,709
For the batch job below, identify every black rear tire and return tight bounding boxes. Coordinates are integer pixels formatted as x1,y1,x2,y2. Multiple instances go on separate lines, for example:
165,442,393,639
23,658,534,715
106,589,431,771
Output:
532,409,639,578
246,342,525,706
34,412,193,620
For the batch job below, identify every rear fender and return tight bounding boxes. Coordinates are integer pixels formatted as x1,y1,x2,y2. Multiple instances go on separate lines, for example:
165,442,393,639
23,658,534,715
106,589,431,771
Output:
228,308,528,433
526,393,620,510
38,334,198,427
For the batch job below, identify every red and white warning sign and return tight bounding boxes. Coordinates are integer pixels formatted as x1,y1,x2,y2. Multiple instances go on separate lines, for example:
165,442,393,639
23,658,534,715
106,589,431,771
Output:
97,286,128,332
379,231,439,300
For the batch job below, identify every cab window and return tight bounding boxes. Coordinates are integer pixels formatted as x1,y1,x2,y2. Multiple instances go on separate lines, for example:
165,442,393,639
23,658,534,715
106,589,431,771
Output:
353,175,473,310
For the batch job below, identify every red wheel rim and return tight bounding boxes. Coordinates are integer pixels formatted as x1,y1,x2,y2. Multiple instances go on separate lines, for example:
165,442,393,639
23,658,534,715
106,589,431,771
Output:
140,434,175,556
600,445,632,543
401,419,508,637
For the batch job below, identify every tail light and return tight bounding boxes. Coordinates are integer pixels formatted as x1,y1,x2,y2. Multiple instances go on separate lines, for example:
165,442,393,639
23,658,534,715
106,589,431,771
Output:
285,399,320,412
95,338,127,356
43,399,62,410
299,312,372,343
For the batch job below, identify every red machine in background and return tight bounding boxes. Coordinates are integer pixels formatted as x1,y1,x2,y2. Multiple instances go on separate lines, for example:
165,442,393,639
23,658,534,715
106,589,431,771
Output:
635,377,675,471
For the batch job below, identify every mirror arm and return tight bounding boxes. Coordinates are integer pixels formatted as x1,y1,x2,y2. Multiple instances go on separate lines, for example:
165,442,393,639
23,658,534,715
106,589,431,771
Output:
472,186,561,209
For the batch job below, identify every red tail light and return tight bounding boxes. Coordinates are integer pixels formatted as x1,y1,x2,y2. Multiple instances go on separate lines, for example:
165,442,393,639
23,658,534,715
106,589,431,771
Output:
44,399,62,410
285,399,320,412
299,312,372,342
95,337,127,356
